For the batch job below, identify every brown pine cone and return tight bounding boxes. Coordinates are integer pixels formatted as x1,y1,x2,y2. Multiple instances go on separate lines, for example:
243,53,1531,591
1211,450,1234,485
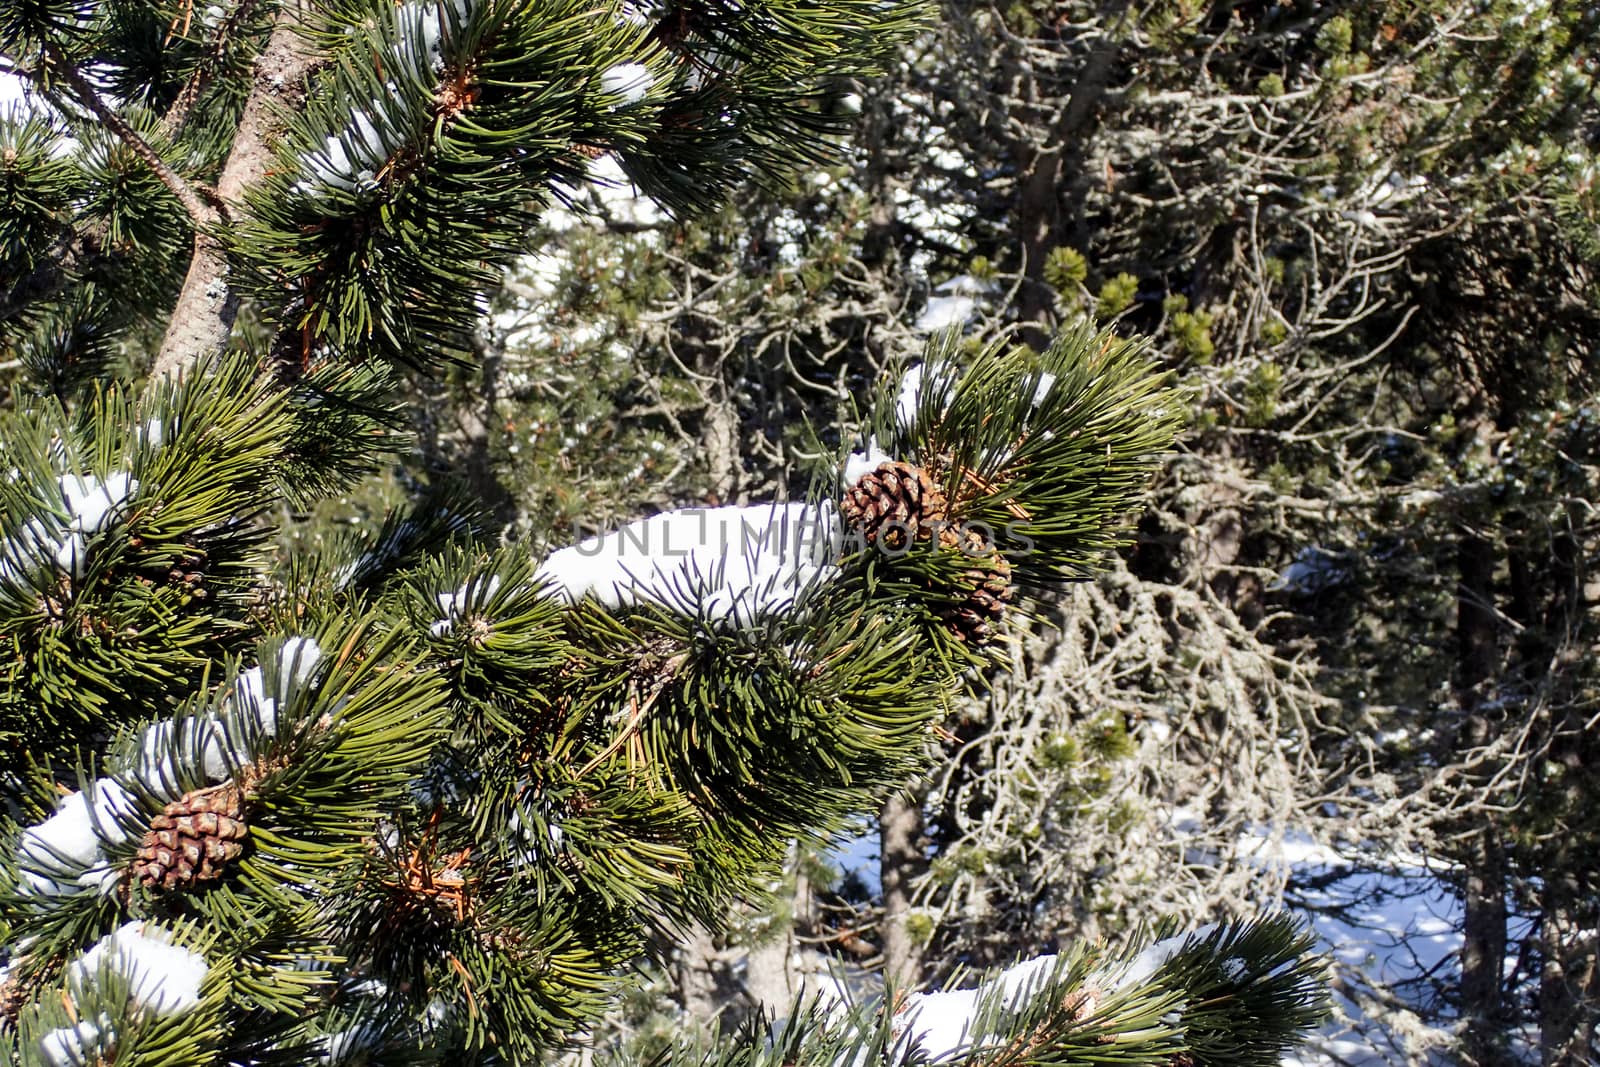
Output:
132,784,250,891
841,461,947,549
936,528,1013,645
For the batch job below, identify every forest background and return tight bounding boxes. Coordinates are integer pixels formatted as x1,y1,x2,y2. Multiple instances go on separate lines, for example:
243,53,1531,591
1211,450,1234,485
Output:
2,0,1597,1065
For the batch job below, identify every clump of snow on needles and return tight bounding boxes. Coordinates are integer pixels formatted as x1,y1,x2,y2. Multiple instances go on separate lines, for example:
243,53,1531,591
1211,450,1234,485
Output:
127,636,324,792
842,438,896,486
890,954,1077,1059
1,70,27,109
601,62,653,107
0,471,138,585
430,575,502,637
295,0,474,199
67,921,208,1015
297,106,397,197
400,0,472,70
15,781,140,896
38,1016,112,1067
841,360,959,485
1104,925,1219,992
890,930,1234,1061
893,361,957,430
535,501,842,625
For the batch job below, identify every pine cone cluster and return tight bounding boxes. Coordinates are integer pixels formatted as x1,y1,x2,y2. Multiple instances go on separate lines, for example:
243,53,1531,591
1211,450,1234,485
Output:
133,784,249,891
842,460,1014,645
841,460,947,548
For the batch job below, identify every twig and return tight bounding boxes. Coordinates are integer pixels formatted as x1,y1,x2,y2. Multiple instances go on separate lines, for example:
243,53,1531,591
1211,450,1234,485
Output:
43,43,215,227
575,653,685,777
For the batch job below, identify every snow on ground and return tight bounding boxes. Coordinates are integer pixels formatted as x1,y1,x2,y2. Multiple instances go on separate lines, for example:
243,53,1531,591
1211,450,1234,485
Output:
913,275,996,333
1276,841,1463,1065
1171,821,1463,1064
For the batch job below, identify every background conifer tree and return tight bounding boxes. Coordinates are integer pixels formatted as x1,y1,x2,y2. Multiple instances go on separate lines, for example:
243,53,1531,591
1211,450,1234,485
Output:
0,1,1329,1064
400,2,1600,1063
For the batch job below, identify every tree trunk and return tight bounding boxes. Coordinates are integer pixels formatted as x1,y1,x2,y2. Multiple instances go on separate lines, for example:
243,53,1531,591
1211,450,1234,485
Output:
743,855,814,1022
1455,531,1511,1067
879,790,926,989
1460,829,1509,1066
153,6,317,378
456,330,517,528
1536,520,1598,1067
1014,3,1127,345
1539,869,1599,1067
857,82,902,272
676,922,725,1024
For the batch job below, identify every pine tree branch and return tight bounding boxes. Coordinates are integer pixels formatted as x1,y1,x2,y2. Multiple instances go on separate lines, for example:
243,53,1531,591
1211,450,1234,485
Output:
42,42,214,226
152,2,317,379
157,0,269,141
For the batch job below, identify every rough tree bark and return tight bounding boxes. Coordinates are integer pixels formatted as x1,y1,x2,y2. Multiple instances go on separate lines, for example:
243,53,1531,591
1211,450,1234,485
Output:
1535,520,1599,1067
1539,868,1599,1067
456,329,517,527
676,923,725,1022
152,3,316,378
743,858,815,1020
879,790,926,989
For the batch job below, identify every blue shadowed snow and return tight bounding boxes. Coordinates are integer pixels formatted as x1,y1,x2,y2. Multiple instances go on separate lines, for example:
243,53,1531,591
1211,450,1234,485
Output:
1283,857,1463,1065
826,820,881,896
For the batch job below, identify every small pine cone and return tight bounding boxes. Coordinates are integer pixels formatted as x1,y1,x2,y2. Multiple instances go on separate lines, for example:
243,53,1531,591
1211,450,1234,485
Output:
936,528,1013,645
133,784,250,891
0,971,27,1026
164,551,209,599
841,461,947,548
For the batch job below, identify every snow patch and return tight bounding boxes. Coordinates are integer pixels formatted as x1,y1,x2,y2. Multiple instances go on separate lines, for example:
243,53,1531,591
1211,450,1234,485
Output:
914,275,995,333
298,107,391,196
54,471,137,577
535,501,842,625
128,636,323,791
895,361,957,430
892,954,1068,1058
67,921,207,1015
2,471,143,582
429,574,503,637
0,71,28,110
16,781,140,896
843,437,895,486
39,1017,111,1067
1103,925,1219,991
601,62,652,107
915,296,975,333
585,153,664,227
